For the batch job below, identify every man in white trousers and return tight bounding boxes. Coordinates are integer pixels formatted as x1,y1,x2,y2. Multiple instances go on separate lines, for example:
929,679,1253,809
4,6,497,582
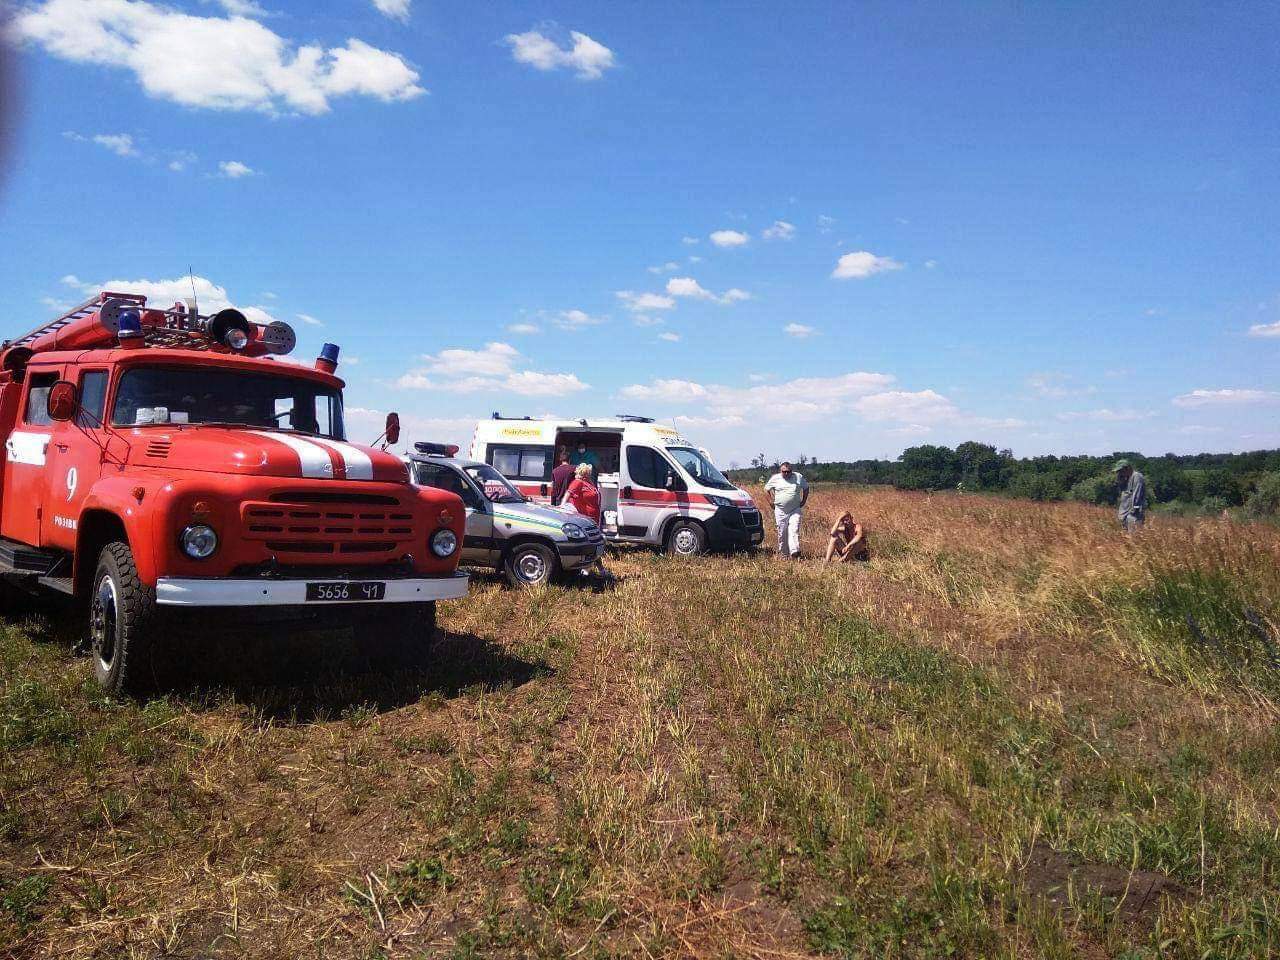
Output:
764,461,809,558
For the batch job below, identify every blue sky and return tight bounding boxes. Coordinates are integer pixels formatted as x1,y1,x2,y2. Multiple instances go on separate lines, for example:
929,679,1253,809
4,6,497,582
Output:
1,0,1277,465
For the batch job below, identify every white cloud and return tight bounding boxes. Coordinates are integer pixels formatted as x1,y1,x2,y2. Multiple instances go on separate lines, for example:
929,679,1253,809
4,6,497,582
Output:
501,371,589,396
296,312,322,327
92,133,137,157
1026,373,1096,399
1172,388,1280,408
419,342,520,377
783,323,815,338
397,343,588,396
631,314,664,327
212,0,267,15
832,251,904,280
63,275,289,328
747,373,774,383
666,277,751,306
648,261,680,274
681,236,700,245
925,259,938,269
14,0,425,115
667,277,711,299
506,322,540,335
554,309,605,329
658,332,681,342
673,414,745,429
620,371,897,424
167,150,197,171
619,379,709,403
687,255,702,264
761,220,795,241
218,159,255,178
1055,408,1152,422
371,0,411,22
504,28,616,80
616,290,675,313
817,214,835,234
40,296,71,312
1248,320,1280,338
709,229,749,248
854,389,958,424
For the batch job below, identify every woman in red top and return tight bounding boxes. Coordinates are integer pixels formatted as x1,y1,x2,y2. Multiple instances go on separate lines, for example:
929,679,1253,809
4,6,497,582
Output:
564,463,601,523
563,463,610,579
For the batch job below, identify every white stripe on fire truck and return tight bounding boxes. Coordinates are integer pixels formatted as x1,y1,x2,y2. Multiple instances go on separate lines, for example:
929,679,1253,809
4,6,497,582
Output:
306,436,375,480
252,431,334,479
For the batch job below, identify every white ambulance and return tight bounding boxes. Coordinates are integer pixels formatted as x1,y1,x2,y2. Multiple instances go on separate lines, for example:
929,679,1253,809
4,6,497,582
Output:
468,415,764,555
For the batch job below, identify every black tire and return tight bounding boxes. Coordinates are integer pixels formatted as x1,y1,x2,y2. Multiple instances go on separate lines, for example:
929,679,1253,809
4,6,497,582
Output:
503,542,558,588
364,601,438,672
89,541,160,696
666,520,707,557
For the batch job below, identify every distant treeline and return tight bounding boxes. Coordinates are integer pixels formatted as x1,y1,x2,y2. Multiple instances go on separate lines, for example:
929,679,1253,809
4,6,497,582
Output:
725,443,1280,519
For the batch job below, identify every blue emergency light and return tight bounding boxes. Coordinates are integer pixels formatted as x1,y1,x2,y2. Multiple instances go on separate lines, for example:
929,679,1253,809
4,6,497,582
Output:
320,342,340,363
117,309,143,341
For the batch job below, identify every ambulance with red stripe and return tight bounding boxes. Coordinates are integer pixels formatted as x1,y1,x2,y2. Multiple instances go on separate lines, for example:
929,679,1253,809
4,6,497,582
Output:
0,292,467,694
469,415,764,555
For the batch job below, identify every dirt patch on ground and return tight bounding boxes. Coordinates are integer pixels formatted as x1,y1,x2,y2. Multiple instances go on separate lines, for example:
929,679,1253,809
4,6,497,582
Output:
1022,841,1190,926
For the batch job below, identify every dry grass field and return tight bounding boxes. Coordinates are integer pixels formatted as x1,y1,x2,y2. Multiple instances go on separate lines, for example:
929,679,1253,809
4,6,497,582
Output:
2,486,1279,959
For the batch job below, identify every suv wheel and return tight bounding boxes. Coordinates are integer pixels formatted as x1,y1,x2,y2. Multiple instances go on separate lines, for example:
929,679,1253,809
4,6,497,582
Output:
90,541,160,696
667,520,707,557
504,542,558,588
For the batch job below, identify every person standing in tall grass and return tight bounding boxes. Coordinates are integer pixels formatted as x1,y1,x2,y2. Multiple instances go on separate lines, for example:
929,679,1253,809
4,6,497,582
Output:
765,461,809,558
1113,459,1148,532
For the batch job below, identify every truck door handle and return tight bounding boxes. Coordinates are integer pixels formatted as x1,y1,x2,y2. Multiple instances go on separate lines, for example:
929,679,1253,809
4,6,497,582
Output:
54,443,69,453
621,485,633,498
540,483,548,496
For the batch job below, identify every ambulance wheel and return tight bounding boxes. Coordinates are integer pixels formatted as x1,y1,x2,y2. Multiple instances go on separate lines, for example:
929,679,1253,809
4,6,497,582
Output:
504,542,558,588
366,601,437,671
666,520,707,557
89,541,160,697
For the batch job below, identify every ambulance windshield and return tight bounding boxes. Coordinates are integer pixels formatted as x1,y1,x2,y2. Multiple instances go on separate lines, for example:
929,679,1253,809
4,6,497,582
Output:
112,365,344,439
463,464,525,503
666,446,735,490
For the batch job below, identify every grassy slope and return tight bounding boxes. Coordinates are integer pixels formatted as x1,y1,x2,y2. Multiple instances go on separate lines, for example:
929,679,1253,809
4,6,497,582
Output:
1,487,1278,959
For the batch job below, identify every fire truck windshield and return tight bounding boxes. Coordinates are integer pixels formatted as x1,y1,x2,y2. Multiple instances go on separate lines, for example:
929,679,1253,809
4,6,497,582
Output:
112,365,345,439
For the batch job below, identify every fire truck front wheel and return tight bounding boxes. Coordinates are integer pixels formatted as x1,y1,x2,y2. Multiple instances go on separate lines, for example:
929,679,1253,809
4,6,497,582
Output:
89,542,160,696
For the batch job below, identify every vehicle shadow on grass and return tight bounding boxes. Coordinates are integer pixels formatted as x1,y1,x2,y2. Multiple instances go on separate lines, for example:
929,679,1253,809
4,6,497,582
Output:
161,626,554,723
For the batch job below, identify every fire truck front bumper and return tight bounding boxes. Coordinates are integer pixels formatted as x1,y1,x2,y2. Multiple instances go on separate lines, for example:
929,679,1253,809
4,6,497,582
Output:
154,572,470,607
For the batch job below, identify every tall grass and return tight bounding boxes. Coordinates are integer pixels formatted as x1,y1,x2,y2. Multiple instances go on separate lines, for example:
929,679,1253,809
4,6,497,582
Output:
1,488,1277,957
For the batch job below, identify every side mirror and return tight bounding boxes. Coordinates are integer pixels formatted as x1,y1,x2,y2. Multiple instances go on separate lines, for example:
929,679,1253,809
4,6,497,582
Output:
384,412,401,446
47,381,78,422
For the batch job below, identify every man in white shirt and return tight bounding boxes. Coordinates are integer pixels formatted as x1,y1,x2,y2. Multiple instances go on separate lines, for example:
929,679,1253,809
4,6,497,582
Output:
764,461,809,558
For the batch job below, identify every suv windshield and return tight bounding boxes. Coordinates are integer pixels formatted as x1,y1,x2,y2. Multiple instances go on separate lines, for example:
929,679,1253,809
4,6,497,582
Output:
464,464,525,503
666,446,735,490
112,366,344,439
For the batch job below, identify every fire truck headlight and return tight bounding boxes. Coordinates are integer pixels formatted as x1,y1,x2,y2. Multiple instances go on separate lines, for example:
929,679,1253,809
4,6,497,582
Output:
430,528,458,558
562,522,586,540
180,524,219,560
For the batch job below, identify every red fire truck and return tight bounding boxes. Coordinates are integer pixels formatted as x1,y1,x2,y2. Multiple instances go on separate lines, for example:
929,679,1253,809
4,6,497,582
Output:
0,291,468,694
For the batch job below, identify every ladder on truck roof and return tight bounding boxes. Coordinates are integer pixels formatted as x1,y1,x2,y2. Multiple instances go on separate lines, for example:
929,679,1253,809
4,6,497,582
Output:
3,292,147,349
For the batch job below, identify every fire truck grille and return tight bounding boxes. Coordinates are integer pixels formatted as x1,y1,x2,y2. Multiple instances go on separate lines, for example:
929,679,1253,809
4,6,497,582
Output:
242,492,416,559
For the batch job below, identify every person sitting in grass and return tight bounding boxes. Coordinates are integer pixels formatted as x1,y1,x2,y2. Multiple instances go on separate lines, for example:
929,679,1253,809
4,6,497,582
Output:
824,511,869,564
